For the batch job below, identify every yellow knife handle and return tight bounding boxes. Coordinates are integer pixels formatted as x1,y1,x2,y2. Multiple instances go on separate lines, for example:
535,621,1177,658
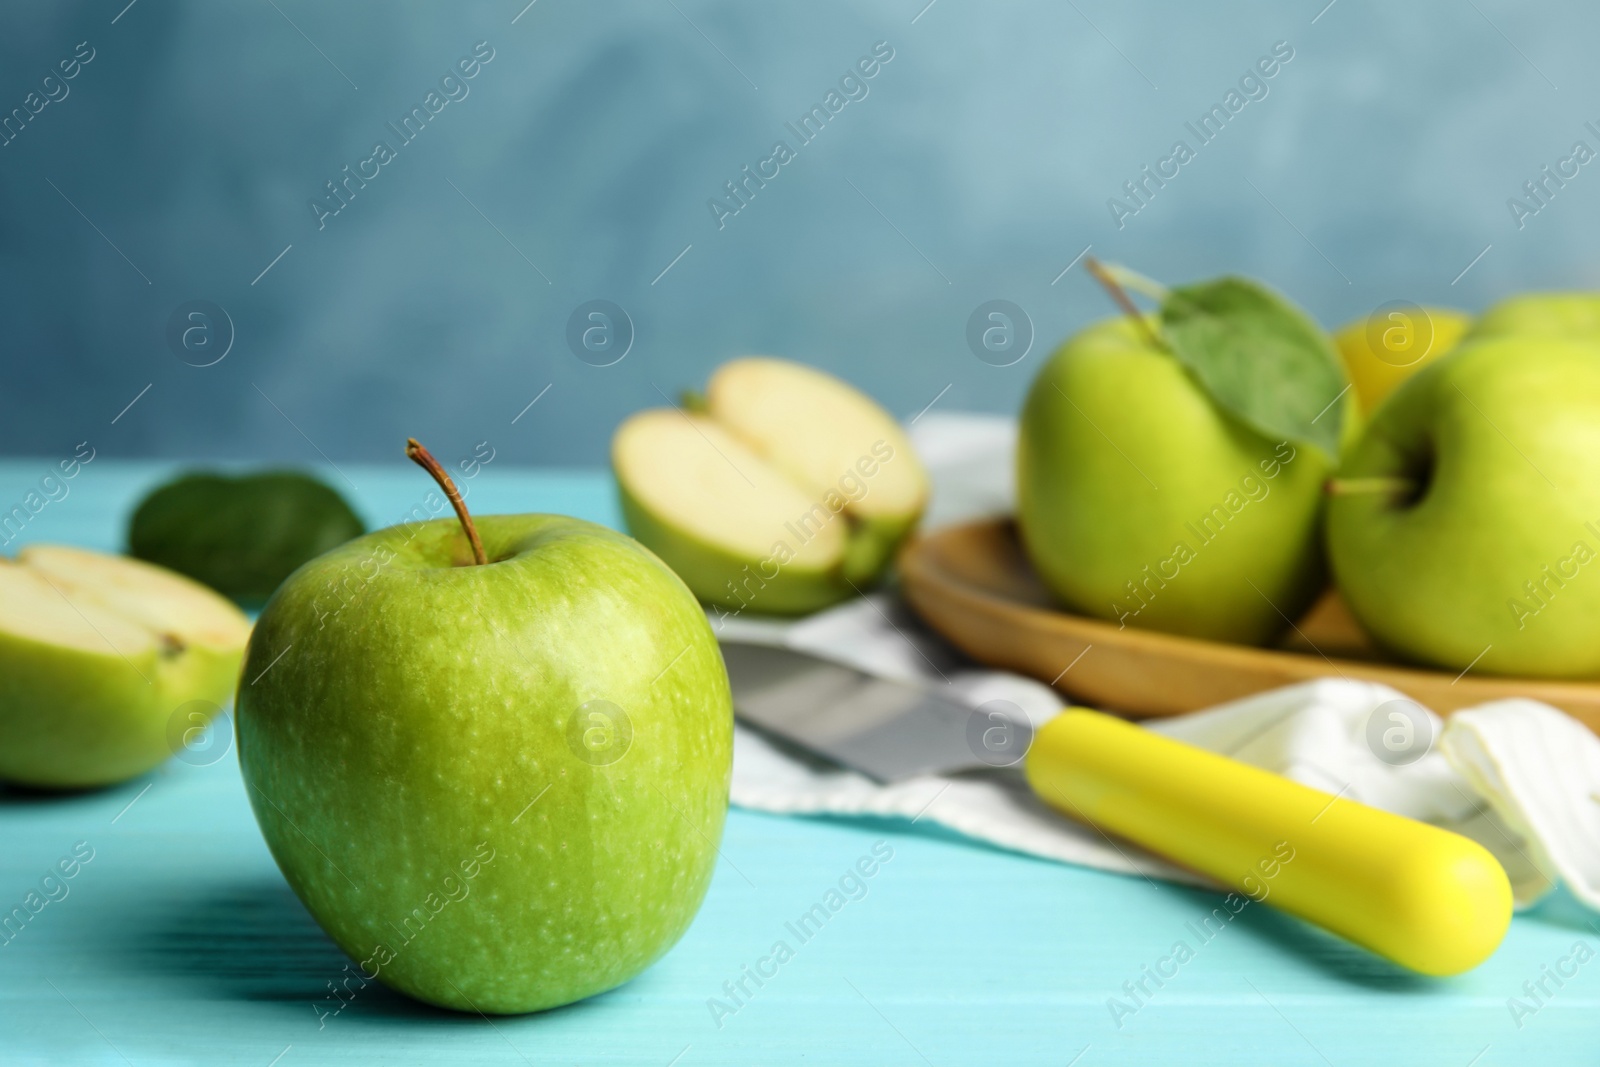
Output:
1024,709,1512,975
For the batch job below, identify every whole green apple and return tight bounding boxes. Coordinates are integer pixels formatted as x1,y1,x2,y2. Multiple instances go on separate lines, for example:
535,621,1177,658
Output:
236,444,732,1014
1017,315,1339,644
1327,336,1600,677
1469,292,1600,345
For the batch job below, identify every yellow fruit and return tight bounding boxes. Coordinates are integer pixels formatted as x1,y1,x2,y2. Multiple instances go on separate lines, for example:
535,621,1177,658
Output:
1334,305,1471,414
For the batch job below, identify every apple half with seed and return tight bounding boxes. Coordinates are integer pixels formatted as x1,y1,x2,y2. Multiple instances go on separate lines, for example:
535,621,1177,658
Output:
0,544,252,788
613,357,929,615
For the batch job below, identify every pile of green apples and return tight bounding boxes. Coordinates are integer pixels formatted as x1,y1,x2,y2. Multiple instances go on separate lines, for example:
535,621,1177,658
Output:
1018,267,1600,680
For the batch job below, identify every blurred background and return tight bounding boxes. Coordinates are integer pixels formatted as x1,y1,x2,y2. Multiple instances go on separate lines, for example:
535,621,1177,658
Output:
1,0,1595,466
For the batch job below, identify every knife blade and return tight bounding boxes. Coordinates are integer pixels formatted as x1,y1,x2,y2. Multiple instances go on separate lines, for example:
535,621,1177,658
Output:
720,640,1031,782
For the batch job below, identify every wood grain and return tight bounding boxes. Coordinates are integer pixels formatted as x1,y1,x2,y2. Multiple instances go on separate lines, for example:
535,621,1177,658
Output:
899,517,1600,733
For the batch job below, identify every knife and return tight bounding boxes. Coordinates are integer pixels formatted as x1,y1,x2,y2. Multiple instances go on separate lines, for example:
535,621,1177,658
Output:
721,640,1513,976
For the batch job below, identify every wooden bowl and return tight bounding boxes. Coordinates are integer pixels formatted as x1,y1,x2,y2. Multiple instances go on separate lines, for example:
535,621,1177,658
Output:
898,517,1600,734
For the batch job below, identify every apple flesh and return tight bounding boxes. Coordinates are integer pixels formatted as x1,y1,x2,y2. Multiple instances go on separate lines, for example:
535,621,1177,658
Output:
706,358,928,580
235,512,733,1013
1017,316,1338,645
615,410,854,614
1328,335,1600,677
614,357,928,615
0,544,251,788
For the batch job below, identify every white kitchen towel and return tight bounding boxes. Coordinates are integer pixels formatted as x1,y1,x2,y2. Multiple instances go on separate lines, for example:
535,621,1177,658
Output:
716,413,1600,911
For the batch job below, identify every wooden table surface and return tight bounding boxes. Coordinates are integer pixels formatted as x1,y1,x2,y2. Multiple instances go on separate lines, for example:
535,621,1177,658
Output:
1,460,1595,1066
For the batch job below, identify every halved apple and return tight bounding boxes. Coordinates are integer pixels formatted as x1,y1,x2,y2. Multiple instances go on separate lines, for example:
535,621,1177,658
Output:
613,358,928,615
0,544,252,788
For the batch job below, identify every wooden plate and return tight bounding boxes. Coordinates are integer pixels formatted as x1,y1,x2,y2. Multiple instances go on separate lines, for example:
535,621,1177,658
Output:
898,517,1600,733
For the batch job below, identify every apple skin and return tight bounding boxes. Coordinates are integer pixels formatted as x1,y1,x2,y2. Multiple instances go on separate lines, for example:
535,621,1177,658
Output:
839,513,920,586
616,481,851,615
0,626,241,789
236,513,732,1013
1328,336,1600,677
1469,292,1600,345
617,486,918,617
1016,316,1341,645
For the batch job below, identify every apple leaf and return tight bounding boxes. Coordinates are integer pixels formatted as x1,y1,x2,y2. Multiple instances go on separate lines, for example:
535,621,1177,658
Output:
1159,277,1347,462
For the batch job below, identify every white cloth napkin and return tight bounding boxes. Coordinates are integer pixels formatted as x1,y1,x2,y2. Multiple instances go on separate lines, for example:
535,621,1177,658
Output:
716,413,1600,911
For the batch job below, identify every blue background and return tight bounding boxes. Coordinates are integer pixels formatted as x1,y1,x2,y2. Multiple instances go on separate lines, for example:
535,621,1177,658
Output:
1,0,1596,466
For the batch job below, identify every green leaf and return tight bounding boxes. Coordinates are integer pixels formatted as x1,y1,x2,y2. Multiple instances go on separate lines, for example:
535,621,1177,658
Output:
128,471,366,604
1159,276,1348,462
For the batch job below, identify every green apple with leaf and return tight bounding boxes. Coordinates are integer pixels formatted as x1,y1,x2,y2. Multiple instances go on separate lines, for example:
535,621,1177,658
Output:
1016,263,1351,645
1327,335,1600,677
236,440,733,1013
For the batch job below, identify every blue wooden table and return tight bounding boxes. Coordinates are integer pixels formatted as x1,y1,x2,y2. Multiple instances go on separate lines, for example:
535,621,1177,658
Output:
1,460,1596,1066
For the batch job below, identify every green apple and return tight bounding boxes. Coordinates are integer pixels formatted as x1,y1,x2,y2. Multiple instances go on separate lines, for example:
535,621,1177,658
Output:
1327,335,1600,677
1017,315,1341,644
0,544,251,788
236,442,732,1014
1469,292,1600,345
614,357,928,616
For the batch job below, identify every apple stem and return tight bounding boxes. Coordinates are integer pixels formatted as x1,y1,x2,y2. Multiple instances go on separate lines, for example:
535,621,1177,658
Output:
1324,476,1418,497
1100,262,1171,303
405,437,488,565
1085,257,1166,350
